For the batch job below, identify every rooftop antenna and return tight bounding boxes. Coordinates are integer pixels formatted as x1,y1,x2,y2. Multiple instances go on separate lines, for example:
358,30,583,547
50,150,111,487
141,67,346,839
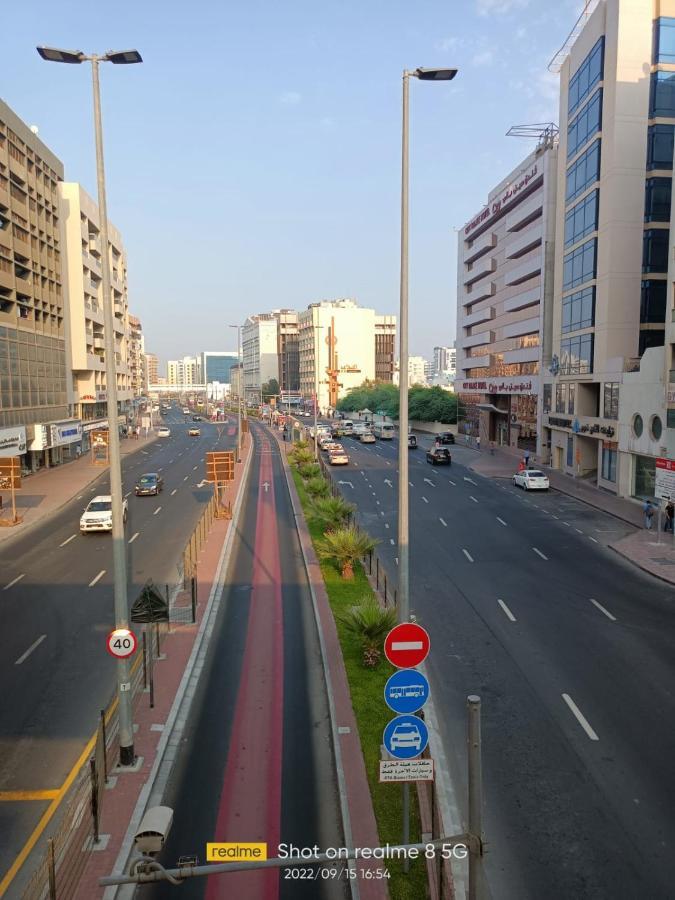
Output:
548,0,601,73
506,122,559,149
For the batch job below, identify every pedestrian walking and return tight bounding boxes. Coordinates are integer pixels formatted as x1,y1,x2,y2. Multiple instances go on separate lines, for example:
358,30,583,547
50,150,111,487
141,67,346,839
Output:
524,449,530,468
476,436,481,451
665,500,674,533
644,498,654,530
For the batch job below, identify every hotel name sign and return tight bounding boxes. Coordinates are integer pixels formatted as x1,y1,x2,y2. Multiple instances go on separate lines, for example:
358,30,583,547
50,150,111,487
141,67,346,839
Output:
464,164,539,236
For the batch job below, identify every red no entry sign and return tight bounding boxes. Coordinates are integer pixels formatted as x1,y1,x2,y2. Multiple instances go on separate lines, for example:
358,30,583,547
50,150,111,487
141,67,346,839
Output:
106,628,137,659
384,623,430,669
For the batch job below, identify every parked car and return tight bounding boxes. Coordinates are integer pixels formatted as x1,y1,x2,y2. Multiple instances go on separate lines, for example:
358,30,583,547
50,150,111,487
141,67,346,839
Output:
80,495,127,533
192,415,202,422
329,449,350,465
436,431,456,445
426,447,451,466
360,432,376,444
512,469,549,491
135,473,163,496
408,434,417,448
188,427,201,436
157,426,171,437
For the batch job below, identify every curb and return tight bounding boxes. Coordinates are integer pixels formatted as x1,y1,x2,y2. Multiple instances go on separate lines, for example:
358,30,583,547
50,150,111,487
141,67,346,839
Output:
607,543,675,586
103,438,253,899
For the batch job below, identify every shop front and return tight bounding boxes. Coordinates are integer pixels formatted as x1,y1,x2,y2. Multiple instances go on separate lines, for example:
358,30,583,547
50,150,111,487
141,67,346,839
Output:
27,419,82,470
457,376,539,451
0,426,28,473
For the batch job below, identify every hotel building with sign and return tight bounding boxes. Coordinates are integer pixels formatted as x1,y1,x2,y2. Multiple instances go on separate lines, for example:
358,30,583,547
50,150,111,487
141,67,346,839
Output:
456,139,558,453
542,0,675,499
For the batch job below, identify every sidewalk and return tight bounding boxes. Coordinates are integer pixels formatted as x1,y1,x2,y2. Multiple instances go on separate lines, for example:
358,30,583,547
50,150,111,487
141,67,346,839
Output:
465,443,675,585
73,436,252,899
0,434,157,544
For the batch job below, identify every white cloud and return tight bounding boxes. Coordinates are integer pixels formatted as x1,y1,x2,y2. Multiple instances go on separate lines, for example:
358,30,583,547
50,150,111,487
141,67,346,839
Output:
475,0,530,16
536,70,560,103
471,49,495,66
280,91,301,105
436,36,462,52
319,116,336,130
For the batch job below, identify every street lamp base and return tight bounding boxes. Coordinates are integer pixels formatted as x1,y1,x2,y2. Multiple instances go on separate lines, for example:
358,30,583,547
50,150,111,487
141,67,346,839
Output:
119,743,136,767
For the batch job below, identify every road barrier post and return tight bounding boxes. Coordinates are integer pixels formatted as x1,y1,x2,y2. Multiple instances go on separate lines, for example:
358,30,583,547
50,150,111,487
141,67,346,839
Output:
467,694,483,900
376,556,380,589
191,576,197,623
47,838,56,900
99,709,108,783
142,630,147,691
90,757,100,844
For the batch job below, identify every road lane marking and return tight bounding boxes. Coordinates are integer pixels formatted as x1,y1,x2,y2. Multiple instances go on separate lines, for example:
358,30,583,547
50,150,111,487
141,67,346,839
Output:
422,496,429,504
590,598,616,621
562,522,570,527
128,532,139,544
497,599,516,622
3,574,25,591
589,536,598,543
124,491,131,498
77,494,83,500
395,557,399,565
409,481,414,487
376,500,380,505
153,506,162,516
384,523,389,529
462,548,474,562
193,465,198,470
88,570,106,587
15,634,47,665
390,538,395,545
562,693,599,741
532,547,548,560
184,476,189,481
496,517,507,527
448,479,456,486
59,534,77,547
0,789,59,801
439,517,448,527
575,528,584,534
171,489,177,496
551,514,560,519
469,496,478,503
464,477,477,486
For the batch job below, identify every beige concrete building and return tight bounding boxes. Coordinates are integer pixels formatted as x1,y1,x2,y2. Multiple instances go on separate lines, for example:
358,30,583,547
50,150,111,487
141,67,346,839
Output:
242,313,280,401
59,182,132,432
543,0,675,497
144,351,159,389
0,100,74,468
457,139,558,452
167,356,200,386
128,314,145,398
375,314,397,382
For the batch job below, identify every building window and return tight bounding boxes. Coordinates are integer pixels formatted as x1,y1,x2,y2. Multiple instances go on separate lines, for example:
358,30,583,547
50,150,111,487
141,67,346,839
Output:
567,435,574,467
568,383,576,415
603,382,619,419
565,191,599,247
563,239,597,290
555,383,567,413
568,36,604,117
639,329,665,354
647,124,675,170
644,177,672,222
643,229,670,273
633,454,656,499
566,141,601,203
667,408,675,428
654,18,675,64
562,286,595,333
651,415,663,441
601,446,617,482
633,413,644,437
543,383,552,413
567,90,603,160
640,280,667,323
560,333,593,374
650,70,675,118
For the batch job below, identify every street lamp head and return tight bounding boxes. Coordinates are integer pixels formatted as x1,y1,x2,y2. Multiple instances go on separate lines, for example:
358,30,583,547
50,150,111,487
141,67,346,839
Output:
105,50,143,65
415,67,458,81
37,46,85,64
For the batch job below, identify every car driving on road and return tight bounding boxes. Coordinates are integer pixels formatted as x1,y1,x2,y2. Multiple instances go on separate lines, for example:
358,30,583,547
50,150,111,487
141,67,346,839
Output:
157,426,171,437
408,434,417,448
188,427,201,436
426,447,451,466
80,495,127,533
360,431,376,443
512,469,550,491
436,431,455,444
329,448,349,465
135,473,164,496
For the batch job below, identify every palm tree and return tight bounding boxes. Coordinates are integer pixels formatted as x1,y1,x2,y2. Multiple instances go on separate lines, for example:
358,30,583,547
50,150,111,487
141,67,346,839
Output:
312,495,355,530
290,448,314,468
298,463,321,480
305,476,330,499
340,598,397,667
293,439,309,451
316,526,377,579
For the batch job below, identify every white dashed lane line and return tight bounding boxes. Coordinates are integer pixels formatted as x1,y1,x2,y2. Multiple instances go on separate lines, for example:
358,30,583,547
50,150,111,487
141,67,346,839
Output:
589,536,598,543
89,570,106,587
184,476,189,482
448,479,456,486
390,538,395,545
15,634,47,666
589,598,616,621
3,574,25,591
439,517,448,527
462,548,474,563
533,547,549,560
128,532,140,544
497,599,516,622
422,497,429,504
171,489,178,496
59,534,77,547
496,517,507,527
469,496,478,503
562,693,599,741
154,506,162,516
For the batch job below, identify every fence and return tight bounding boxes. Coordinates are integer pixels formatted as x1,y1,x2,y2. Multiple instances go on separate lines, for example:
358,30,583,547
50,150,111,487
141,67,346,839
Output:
20,494,222,899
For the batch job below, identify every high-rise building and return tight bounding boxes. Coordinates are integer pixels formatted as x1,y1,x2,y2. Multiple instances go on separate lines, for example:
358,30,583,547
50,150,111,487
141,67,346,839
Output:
276,310,300,396
128,315,144,398
543,0,674,496
0,100,74,470
457,138,558,451
199,351,238,387
408,356,428,386
242,314,280,401
144,352,159,388
167,356,200,386
375,315,397,382
433,346,456,377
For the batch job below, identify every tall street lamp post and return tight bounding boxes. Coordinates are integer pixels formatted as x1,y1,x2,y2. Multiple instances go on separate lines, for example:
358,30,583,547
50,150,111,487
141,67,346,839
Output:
312,324,324,459
229,325,242,462
38,46,142,767
398,63,458,861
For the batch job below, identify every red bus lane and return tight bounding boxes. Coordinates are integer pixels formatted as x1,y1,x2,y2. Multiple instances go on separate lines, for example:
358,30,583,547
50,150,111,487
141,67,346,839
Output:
206,441,284,900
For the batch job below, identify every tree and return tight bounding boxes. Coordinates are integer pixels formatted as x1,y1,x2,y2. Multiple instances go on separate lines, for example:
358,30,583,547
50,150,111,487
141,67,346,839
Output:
312,495,355,531
261,378,280,401
340,599,398,667
316,525,378,579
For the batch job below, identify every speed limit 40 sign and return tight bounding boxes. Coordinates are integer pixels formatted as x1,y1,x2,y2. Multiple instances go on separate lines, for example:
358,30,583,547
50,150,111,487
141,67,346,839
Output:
106,628,137,659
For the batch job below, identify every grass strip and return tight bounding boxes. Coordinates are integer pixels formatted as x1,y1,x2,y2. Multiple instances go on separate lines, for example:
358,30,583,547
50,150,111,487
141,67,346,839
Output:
292,468,427,900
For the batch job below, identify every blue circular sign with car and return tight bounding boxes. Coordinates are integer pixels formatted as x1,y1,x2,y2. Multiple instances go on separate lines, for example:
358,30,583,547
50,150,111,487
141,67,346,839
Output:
383,714,429,759
384,669,429,714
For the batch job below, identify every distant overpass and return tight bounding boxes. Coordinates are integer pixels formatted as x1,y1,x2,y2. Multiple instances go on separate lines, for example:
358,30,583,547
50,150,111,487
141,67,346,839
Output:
147,384,208,394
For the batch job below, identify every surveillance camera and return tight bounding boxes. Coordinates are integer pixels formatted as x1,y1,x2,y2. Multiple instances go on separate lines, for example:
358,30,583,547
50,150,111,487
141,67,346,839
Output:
134,806,173,855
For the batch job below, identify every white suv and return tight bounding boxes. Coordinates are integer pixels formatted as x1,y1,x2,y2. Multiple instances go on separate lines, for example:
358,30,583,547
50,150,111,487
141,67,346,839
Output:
80,495,128,533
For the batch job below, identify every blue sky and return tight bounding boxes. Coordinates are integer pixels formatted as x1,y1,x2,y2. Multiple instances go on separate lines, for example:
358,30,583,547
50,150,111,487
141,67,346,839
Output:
2,0,582,368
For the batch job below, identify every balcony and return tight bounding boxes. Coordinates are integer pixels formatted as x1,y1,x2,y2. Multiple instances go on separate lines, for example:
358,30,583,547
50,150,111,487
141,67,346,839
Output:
465,353,490,368
464,305,495,327
93,336,105,350
463,330,493,349
463,257,496,287
506,193,543,232
464,231,496,265
505,256,541,287
504,285,540,313
506,226,542,260
502,346,540,364
502,316,540,339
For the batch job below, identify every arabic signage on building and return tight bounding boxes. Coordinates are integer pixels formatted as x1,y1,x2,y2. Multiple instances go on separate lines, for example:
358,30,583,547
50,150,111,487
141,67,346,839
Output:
464,164,539,236
456,375,539,396
655,457,675,500
0,426,27,458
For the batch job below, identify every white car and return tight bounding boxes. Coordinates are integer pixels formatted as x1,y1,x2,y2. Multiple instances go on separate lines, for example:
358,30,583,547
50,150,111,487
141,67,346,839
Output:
80,495,128,533
329,449,349,465
512,469,550,491
360,432,376,444
157,426,171,437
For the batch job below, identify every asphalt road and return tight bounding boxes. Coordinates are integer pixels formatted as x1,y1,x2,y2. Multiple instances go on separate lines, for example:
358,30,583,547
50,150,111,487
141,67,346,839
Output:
0,406,236,891
322,426,675,900
143,422,345,900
